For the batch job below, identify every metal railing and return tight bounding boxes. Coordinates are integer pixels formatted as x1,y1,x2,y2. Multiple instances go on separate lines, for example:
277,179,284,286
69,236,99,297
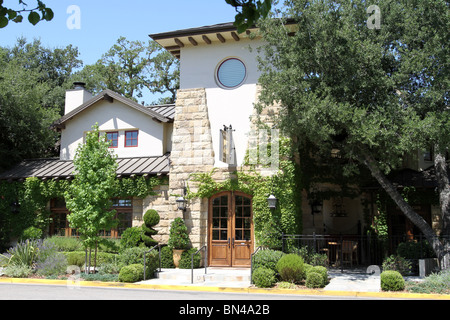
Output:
191,245,207,284
143,244,164,281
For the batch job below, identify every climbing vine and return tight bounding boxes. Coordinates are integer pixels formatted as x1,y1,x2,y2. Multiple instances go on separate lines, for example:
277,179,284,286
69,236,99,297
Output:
187,137,302,248
0,175,167,249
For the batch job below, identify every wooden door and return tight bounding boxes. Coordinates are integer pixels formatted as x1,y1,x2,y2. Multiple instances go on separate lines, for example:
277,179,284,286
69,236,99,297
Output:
208,191,253,267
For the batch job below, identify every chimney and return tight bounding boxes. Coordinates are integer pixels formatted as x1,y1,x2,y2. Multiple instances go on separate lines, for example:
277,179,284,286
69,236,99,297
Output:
64,82,93,115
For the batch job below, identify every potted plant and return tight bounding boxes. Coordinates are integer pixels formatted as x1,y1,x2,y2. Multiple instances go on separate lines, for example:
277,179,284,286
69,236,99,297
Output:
168,217,190,268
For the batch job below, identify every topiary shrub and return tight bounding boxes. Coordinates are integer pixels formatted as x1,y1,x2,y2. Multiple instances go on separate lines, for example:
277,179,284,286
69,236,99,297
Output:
276,254,305,283
168,217,190,250
252,267,276,288
380,270,405,291
305,271,324,288
160,245,175,268
141,209,160,247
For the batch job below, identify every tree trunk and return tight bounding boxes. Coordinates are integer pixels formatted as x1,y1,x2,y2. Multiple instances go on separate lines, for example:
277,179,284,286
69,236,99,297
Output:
362,151,445,266
434,150,450,269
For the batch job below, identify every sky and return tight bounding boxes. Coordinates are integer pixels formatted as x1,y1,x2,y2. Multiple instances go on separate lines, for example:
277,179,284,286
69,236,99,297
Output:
0,0,241,102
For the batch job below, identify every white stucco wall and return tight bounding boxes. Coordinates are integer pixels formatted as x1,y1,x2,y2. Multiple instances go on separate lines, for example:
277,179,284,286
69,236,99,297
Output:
179,39,264,167
59,99,167,160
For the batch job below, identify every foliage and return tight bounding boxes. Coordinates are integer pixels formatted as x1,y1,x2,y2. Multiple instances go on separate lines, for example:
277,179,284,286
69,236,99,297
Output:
406,269,450,294
305,266,328,288
167,218,190,250
252,249,285,273
160,246,175,268
35,252,67,276
0,1,53,28
20,226,42,241
252,267,276,288
188,137,302,245
287,245,328,267
65,123,118,257
0,240,39,267
380,270,405,292
64,251,116,268
178,248,202,269
397,241,435,260
276,253,305,283
120,227,145,250
118,264,147,283
44,236,82,252
141,209,160,247
305,271,324,288
226,0,272,33
257,0,449,260
382,255,412,276
73,37,179,104
2,264,33,278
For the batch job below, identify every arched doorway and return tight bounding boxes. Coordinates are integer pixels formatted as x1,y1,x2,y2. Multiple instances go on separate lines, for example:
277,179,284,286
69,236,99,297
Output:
208,191,253,267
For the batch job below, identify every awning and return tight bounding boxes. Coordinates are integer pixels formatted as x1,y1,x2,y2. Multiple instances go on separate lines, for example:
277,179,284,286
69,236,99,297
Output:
0,154,171,181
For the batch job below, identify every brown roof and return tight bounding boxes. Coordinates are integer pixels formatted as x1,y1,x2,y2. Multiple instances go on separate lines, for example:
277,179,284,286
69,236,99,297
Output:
0,154,170,181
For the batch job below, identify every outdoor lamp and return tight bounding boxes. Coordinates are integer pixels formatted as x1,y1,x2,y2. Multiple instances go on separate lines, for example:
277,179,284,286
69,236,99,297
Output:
176,186,187,211
267,194,277,210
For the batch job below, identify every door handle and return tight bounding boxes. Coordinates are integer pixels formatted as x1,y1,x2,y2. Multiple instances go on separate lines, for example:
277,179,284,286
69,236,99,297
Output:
227,238,230,248
232,238,235,248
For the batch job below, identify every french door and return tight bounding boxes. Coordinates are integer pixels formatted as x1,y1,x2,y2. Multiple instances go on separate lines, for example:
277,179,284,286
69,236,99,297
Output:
208,191,253,267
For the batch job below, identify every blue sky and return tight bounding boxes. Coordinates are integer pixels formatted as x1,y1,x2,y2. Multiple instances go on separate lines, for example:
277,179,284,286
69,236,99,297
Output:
0,0,239,66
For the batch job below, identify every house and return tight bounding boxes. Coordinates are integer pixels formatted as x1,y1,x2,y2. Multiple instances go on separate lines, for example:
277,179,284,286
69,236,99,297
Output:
0,21,443,267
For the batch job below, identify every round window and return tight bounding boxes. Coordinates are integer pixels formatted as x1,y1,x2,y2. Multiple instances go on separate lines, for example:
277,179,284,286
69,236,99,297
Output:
216,58,246,88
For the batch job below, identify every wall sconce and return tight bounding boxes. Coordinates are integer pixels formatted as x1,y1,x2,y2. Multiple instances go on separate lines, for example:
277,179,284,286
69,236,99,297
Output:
176,186,187,212
310,200,323,215
267,194,277,210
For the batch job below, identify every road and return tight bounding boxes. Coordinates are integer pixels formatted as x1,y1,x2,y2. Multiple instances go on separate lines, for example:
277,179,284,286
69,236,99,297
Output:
0,282,389,301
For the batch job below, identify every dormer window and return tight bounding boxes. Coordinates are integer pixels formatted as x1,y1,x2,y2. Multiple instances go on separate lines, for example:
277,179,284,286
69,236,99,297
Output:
216,58,246,89
125,130,138,147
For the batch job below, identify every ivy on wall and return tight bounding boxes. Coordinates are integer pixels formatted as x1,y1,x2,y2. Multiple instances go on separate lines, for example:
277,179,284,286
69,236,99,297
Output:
0,175,167,249
187,137,302,248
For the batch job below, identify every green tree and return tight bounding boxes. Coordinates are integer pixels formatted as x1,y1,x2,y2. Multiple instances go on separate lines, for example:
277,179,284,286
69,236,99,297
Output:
65,124,118,272
226,0,273,32
0,39,82,172
73,37,179,104
257,0,449,266
0,0,53,28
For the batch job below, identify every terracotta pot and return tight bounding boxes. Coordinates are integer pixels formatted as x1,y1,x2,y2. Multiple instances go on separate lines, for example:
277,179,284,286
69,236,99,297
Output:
173,249,185,268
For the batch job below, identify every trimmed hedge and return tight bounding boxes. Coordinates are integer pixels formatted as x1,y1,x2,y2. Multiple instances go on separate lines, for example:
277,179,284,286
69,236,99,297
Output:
252,267,276,288
381,270,405,291
276,254,305,283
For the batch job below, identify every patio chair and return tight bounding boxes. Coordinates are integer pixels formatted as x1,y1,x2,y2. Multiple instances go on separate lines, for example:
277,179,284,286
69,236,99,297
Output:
340,240,358,267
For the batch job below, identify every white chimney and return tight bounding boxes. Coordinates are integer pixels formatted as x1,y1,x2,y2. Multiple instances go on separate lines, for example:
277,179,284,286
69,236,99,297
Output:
64,82,93,115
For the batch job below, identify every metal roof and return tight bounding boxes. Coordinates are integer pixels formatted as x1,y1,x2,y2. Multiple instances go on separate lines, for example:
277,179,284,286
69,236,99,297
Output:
148,104,175,120
0,154,170,181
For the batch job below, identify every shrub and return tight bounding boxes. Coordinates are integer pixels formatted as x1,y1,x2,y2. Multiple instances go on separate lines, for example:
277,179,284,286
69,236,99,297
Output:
141,209,160,247
382,255,411,276
397,240,434,259
0,240,39,267
117,247,148,267
288,245,328,267
406,269,450,294
381,270,405,291
3,264,33,278
35,253,68,277
160,246,175,268
252,267,276,288
276,254,305,283
120,227,145,249
307,266,328,286
64,251,116,268
168,217,190,250
118,264,146,283
44,236,82,252
252,249,285,273
306,271,324,288
20,226,42,241
178,248,201,269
